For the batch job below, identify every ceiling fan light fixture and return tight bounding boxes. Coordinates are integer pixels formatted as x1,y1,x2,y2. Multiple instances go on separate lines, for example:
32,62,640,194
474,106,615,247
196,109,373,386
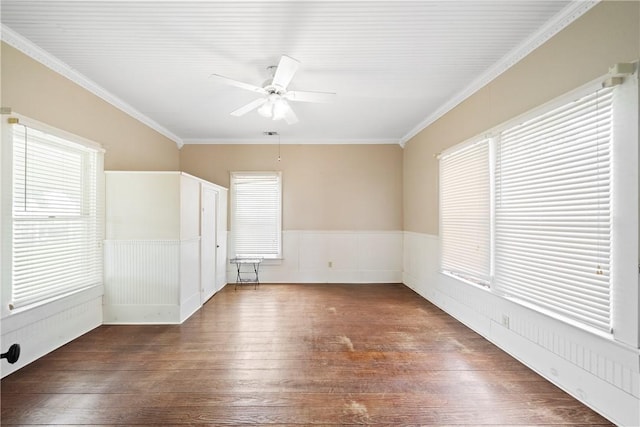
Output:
272,98,288,121
258,101,273,118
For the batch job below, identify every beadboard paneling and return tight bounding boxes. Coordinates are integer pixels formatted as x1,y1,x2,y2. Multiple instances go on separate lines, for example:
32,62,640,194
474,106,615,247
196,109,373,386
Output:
104,240,180,306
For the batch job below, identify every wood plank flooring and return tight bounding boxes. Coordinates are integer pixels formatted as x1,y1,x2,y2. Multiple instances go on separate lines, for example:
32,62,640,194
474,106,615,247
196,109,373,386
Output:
1,283,613,425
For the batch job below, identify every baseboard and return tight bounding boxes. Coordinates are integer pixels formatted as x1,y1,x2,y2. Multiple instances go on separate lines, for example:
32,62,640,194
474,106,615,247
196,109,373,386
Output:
102,303,181,324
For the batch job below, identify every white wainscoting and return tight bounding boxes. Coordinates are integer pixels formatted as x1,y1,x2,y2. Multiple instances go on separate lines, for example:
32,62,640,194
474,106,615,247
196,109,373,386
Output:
403,231,640,427
227,230,403,284
0,287,103,378
103,239,182,324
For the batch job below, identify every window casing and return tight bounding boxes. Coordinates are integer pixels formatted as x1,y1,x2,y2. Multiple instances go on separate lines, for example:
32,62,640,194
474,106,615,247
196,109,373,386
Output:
439,75,634,334
6,119,104,311
230,171,282,259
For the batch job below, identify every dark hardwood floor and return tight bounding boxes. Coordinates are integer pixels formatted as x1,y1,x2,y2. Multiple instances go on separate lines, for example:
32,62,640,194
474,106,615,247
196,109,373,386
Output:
1,283,613,425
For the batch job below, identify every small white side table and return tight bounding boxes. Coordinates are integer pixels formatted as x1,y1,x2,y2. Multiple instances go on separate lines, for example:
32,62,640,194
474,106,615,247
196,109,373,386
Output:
229,258,262,290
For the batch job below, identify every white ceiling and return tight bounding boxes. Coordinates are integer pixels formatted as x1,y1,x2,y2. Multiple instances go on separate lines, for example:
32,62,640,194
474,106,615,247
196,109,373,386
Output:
0,1,596,146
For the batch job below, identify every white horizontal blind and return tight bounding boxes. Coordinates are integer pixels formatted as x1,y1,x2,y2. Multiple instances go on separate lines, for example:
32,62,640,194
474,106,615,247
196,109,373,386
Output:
11,125,103,310
494,88,613,331
231,172,282,258
440,140,491,285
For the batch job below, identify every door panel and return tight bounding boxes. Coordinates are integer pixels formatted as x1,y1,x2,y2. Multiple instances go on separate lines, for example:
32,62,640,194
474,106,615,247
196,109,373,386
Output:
215,189,228,291
201,186,217,303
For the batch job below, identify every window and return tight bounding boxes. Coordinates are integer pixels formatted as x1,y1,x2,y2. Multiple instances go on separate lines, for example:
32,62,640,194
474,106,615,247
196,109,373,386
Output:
440,139,491,285
230,171,282,259
494,88,613,331
440,79,629,333
8,120,103,310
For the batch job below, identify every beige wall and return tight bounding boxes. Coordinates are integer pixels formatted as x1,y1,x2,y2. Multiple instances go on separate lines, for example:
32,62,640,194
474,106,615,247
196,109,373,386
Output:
180,144,403,231
403,1,640,234
1,43,179,171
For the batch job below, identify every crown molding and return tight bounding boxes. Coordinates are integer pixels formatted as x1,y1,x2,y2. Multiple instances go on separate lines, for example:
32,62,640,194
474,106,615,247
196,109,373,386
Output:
399,0,600,148
182,137,400,145
1,24,184,149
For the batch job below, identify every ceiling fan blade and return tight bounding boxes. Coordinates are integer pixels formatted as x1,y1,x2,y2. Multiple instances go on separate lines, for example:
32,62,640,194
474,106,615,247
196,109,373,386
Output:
230,98,267,116
285,90,336,103
282,104,299,125
210,74,267,94
272,55,300,89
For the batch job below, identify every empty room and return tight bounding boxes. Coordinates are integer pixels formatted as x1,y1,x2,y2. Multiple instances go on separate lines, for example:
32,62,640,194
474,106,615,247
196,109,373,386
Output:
0,1,639,425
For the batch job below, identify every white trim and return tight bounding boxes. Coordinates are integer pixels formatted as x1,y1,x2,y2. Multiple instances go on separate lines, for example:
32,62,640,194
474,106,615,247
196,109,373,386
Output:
1,114,15,319
183,138,400,145
105,170,179,176
609,70,639,347
7,113,105,152
0,25,184,149
399,0,600,148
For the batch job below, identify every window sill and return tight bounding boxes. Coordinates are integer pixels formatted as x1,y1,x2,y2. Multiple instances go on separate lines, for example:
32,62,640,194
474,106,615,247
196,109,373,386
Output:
440,270,490,290
439,269,617,343
1,285,104,333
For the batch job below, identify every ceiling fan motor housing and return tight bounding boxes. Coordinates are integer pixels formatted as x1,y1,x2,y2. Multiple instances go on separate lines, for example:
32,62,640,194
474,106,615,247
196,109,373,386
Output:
262,80,286,95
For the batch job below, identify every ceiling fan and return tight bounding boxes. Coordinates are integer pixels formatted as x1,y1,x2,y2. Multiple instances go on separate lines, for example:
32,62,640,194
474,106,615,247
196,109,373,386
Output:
211,55,336,125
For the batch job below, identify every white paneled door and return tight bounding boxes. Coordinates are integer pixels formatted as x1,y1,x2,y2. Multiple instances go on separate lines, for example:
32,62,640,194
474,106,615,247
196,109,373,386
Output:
200,185,218,304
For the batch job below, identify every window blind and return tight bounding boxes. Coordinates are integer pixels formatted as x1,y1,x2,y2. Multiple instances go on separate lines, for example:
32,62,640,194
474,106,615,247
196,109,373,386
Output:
231,172,282,258
440,140,491,285
494,88,613,331
11,125,103,310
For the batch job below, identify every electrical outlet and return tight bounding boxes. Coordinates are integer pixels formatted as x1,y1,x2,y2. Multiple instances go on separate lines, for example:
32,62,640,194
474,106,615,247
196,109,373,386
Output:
501,314,510,329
